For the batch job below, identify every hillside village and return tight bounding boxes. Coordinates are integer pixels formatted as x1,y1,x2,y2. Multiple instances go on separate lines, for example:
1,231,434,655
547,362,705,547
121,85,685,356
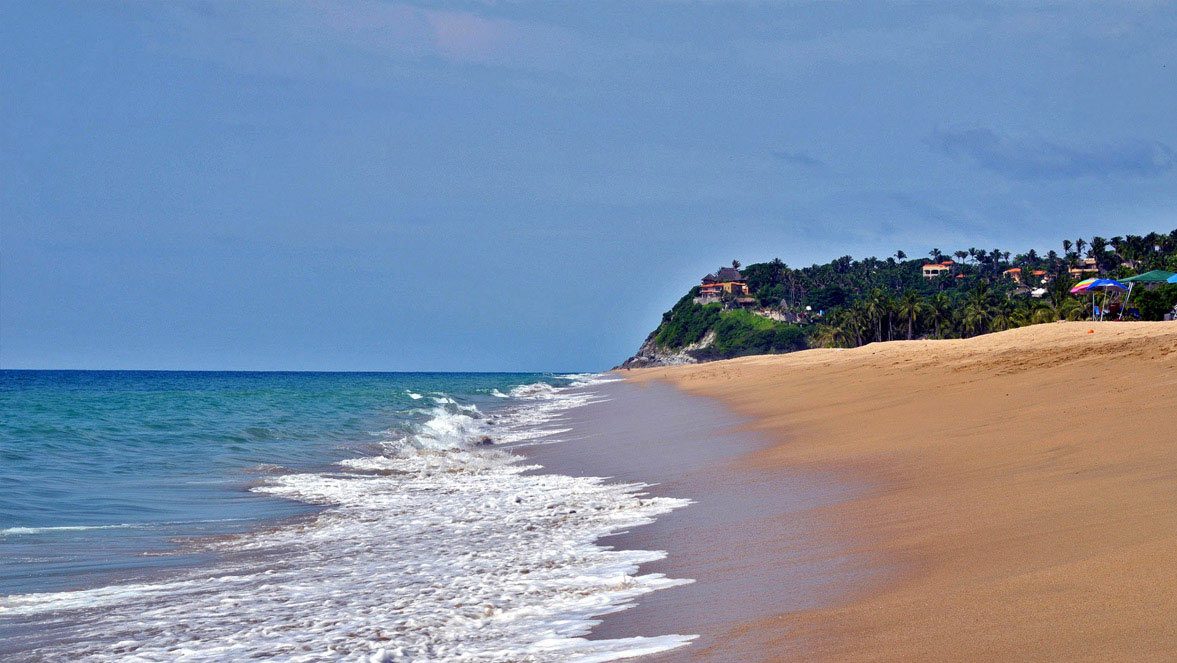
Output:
621,230,1177,367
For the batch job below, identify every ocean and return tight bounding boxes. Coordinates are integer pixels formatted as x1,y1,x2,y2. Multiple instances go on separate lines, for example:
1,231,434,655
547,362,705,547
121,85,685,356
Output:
0,370,692,661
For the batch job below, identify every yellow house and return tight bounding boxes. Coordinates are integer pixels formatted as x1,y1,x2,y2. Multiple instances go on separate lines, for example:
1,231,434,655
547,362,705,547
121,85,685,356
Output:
1068,257,1099,277
922,263,951,278
699,267,748,297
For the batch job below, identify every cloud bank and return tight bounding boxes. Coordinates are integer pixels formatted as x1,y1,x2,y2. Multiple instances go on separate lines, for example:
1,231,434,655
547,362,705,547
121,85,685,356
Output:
930,127,1175,180
771,149,825,169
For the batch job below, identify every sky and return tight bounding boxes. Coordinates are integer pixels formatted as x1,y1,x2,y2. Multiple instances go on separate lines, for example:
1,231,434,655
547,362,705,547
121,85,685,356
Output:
2,1,1176,371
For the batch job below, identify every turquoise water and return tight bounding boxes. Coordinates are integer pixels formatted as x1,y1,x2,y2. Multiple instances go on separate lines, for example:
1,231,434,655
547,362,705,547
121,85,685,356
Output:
0,370,570,595
1,370,696,661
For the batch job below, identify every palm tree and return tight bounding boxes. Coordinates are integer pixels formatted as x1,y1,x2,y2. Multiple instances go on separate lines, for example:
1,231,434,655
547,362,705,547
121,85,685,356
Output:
864,290,891,343
896,290,927,340
1039,290,1084,322
926,293,953,338
990,248,1004,274
961,302,990,337
1090,236,1116,272
886,293,897,340
929,248,943,263
1031,303,1057,324
960,285,993,337
1011,302,1038,327
847,302,871,346
811,323,842,348
1059,297,1085,321
989,299,1016,332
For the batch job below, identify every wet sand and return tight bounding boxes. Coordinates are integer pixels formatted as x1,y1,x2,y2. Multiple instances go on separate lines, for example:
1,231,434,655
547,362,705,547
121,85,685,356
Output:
521,380,875,661
624,321,1177,661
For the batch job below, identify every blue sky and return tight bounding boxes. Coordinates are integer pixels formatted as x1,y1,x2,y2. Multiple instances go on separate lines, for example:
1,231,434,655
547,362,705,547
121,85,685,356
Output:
2,1,1175,371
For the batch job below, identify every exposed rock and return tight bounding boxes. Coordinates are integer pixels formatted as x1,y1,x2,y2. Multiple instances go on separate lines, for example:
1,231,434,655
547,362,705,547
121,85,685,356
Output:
616,330,716,369
476,436,494,446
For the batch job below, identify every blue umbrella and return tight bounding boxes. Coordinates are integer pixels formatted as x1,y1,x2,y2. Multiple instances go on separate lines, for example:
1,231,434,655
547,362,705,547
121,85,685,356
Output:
1075,279,1128,321
1169,273,1177,283
1087,278,1129,291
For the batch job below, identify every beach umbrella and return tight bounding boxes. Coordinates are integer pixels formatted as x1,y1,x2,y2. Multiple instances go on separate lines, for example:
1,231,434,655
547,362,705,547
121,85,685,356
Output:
1069,277,1098,294
1088,279,1128,291
1071,279,1128,321
1070,278,1127,294
1122,270,1176,283
1120,271,1175,316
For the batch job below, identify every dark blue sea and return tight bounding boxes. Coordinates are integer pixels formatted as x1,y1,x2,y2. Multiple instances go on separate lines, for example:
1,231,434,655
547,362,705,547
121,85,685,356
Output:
0,370,692,661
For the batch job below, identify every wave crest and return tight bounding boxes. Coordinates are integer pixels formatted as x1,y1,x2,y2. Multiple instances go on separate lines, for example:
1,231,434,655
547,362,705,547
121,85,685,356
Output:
4,373,695,661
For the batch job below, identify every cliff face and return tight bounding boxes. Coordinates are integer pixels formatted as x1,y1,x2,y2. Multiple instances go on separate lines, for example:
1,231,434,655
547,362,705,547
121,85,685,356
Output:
617,330,716,369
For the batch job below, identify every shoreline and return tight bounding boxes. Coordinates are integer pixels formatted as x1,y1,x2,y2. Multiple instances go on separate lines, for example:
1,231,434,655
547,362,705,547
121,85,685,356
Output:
3,373,692,661
520,379,876,660
622,321,1177,660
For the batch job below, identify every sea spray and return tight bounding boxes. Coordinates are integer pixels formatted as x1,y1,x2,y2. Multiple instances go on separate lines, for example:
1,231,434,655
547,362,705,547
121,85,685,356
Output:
1,374,696,661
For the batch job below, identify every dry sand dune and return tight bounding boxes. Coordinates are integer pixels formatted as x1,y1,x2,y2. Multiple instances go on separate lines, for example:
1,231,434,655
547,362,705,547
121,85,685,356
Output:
631,321,1177,662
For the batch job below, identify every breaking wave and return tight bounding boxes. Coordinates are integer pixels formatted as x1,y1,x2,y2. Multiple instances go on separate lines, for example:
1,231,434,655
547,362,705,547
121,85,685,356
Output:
0,374,693,661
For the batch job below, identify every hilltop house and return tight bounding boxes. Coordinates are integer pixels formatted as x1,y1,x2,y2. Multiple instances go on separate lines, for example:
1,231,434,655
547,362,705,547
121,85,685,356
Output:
1068,257,1099,277
922,261,953,278
696,265,756,306
1002,267,1023,283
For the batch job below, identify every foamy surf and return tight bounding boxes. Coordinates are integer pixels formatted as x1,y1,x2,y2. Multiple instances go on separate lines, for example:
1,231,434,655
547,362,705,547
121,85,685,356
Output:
0,374,695,661
1,518,250,537
1,524,140,536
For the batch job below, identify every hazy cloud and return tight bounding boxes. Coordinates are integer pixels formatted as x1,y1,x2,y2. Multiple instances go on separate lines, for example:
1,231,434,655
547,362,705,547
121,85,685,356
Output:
771,149,825,169
930,127,1175,180
149,1,576,82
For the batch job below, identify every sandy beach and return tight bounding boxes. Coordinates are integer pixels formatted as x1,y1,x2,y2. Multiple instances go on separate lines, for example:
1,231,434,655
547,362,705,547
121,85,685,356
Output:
521,380,871,660
611,321,1177,661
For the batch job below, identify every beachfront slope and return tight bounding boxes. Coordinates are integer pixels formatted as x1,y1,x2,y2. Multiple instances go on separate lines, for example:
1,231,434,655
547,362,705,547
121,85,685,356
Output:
633,321,1177,662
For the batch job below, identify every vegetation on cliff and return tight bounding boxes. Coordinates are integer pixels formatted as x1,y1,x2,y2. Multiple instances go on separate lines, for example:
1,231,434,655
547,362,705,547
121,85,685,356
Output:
630,229,1177,364
651,293,807,360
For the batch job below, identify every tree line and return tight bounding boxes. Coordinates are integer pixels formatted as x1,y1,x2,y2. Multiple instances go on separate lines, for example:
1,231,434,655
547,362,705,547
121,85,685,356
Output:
647,229,1177,358
752,230,1177,348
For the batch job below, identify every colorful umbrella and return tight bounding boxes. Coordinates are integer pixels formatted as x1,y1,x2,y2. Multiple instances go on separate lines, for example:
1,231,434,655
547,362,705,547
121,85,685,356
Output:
1070,278,1129,321
1070,278,1127,294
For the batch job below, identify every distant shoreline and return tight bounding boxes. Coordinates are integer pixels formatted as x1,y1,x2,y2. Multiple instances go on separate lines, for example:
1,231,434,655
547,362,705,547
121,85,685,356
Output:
621,321,1177,660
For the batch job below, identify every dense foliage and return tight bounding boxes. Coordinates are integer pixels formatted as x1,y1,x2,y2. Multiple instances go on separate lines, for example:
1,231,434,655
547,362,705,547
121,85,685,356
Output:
705,310,807,357
654,294,807,358
646,229,1177,358
653,290,720,348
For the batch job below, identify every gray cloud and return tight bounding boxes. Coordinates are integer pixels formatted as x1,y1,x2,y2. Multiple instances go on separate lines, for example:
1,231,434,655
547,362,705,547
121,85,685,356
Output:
771,149,825,169
929,127,1175,180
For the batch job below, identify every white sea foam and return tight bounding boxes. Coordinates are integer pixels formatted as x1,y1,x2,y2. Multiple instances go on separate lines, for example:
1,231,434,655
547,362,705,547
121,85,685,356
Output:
1,524,139,536
1,374,694,661
2,518,249,537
